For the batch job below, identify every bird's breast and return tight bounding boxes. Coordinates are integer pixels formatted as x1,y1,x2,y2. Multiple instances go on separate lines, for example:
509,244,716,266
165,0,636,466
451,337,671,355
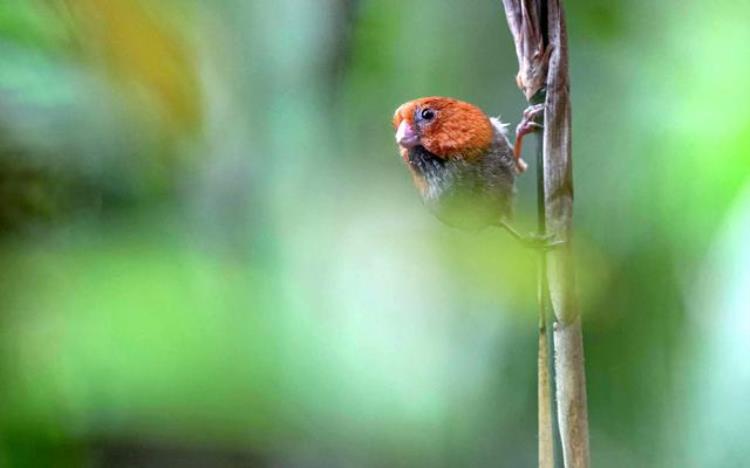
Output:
407,146,453,200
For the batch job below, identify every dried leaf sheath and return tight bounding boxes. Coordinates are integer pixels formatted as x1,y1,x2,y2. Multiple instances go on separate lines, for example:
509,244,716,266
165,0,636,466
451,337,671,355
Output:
502,0,550,100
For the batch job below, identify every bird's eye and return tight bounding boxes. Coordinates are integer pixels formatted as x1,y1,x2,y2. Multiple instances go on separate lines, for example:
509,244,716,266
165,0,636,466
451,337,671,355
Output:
421,109,435,121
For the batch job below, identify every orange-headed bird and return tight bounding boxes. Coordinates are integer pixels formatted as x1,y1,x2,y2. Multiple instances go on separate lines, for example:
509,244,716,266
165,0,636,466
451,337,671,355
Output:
393,97,542,233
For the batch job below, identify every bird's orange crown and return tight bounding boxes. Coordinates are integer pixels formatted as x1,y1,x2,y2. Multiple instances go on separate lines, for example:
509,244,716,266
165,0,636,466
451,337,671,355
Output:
392,97,494,160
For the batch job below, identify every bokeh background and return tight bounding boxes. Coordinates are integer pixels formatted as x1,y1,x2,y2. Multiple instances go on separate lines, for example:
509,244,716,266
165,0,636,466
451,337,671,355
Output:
0,0,748,467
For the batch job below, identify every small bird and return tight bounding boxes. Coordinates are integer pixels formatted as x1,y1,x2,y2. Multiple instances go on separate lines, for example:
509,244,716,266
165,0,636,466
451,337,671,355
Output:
392,96,542,237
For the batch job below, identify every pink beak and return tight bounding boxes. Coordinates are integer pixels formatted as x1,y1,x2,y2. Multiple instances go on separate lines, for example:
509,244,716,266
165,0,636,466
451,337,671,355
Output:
395,120,419,148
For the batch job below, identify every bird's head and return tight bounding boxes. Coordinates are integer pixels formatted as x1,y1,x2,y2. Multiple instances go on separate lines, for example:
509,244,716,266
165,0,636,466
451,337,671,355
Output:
392,97,494,161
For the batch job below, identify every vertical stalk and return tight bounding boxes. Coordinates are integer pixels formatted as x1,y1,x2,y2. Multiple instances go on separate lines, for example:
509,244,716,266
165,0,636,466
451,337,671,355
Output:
543,4,590,466
502,1,590,467
534,94,556,468
537,307,554,468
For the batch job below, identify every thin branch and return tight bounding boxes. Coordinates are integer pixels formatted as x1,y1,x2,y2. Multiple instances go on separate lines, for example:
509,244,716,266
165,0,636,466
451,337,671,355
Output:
538,255,555,468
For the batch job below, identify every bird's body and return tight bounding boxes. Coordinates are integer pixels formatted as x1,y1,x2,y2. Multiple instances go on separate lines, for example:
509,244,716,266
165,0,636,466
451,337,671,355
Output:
404,123,517,228
393,97,525,230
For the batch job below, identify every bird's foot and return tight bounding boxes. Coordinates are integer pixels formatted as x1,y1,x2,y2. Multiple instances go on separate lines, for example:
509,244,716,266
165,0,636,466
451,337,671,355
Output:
521,103,545,123
520,232,566,251
516,104,545,141
499,221,565,250
513,104,546,172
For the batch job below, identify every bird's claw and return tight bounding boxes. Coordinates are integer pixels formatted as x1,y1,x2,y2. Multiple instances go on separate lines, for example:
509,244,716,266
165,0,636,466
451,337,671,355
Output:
521,232,566,251
513,104,546,172
522,103,545,121
499,221,565,250
516,104,545,138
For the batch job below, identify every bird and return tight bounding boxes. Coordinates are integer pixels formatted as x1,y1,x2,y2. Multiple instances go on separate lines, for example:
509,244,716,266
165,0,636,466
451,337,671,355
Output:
392,96,543,239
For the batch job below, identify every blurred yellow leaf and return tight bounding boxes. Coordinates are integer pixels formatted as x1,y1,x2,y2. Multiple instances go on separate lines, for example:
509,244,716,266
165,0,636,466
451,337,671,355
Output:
64,0,201,132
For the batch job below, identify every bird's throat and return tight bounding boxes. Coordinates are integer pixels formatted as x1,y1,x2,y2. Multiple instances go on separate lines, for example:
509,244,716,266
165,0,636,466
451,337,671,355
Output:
408,146,445,176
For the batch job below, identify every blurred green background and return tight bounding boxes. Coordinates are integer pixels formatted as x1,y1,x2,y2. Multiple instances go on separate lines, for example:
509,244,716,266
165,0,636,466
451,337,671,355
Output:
0,0,749,467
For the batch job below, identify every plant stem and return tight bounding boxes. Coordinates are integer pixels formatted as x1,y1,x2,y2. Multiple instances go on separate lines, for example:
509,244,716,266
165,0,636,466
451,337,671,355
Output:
501,1,590,467
534,93,556,468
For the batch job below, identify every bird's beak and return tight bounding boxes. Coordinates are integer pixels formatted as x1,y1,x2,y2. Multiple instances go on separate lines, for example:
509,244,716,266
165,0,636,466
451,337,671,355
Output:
395,120,419,148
